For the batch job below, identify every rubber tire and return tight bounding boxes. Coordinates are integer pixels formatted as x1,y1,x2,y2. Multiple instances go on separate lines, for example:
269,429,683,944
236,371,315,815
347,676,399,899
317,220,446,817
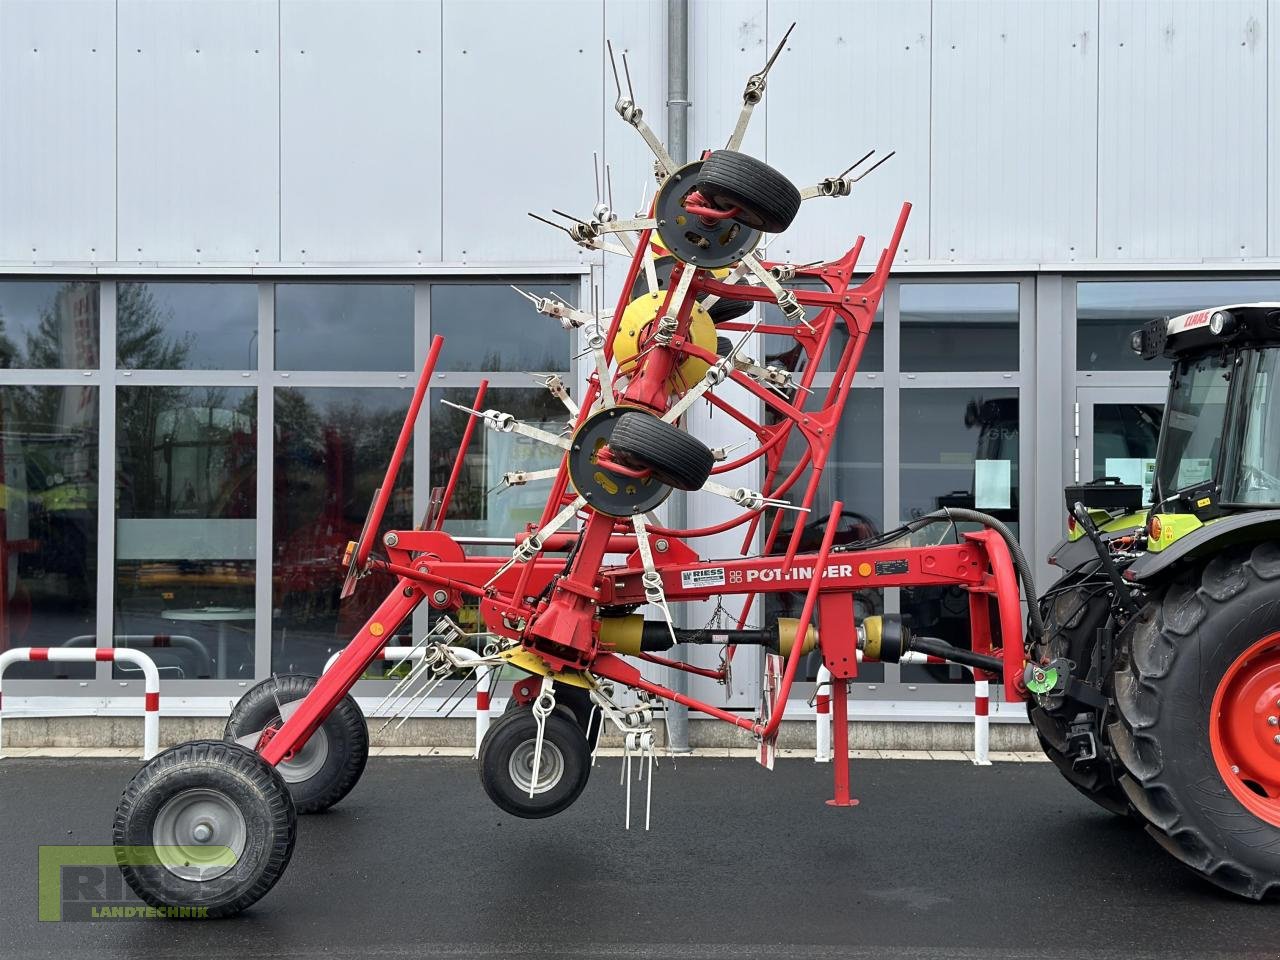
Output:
1027,575,1133,817
694,150,802,234
708,298,754,325
626,255,753,324
1110,542,1280,900
114,740,296,918
608,411,715,492
504,684,602,744
224,674,368,814
478,709,591,819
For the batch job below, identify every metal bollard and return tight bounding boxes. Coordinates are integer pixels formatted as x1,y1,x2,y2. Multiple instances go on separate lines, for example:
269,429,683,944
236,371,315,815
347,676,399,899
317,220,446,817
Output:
814,664,832,762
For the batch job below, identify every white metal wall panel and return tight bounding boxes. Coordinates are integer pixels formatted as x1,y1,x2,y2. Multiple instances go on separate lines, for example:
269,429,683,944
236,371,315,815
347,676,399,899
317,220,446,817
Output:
441,0,602,263
1270,0,1280,257
280,0,441,263
766,1,930,265
601,0,665,304
689,0,767,162
0,1,116,262
1097,0,1268,261
116,0,279,262
931,1,1098,262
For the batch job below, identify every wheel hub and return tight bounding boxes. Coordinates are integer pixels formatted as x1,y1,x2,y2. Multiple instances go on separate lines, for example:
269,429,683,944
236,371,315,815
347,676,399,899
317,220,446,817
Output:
508,738,565,794
567,407,671,517
152,787,247,881
1209,632,1280,826
653,160,761,268
274,722,330,784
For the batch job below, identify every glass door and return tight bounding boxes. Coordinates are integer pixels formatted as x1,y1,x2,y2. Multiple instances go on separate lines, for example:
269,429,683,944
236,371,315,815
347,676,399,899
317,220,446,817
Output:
1075,386,1167,506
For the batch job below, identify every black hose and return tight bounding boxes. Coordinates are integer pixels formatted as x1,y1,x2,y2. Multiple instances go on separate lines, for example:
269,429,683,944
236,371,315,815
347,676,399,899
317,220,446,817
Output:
916,508,1046,640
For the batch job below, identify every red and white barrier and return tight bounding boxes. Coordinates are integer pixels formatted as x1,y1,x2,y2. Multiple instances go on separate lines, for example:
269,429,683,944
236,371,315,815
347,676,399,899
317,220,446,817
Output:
814,651,991,765
323,645,494,757
0,647,161,760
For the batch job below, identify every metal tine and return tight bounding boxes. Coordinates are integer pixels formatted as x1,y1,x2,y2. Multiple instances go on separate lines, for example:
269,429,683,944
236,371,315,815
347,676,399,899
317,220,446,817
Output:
440,397,485,417
547,289,571,305
391,667,455,731
528,211,575,237
852,150,896,182
369,646,434,718
439,670,485,720
606,38,622,99
369,621,456,718
373,660,442,732
509,284,541,307
760,21,796,78
593,151,602,205
551,207,588,226
606,163,615,212
434,670,476,716
838,148,876,180
621,49,636,103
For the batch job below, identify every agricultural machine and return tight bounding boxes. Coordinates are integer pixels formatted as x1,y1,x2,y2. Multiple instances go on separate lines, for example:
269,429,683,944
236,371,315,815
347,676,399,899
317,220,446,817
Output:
110,31,1280,916
1030,302,1280,900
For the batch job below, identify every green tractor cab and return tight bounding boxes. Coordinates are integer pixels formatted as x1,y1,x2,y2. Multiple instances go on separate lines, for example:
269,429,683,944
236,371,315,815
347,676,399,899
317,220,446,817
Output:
1031,302,1280,901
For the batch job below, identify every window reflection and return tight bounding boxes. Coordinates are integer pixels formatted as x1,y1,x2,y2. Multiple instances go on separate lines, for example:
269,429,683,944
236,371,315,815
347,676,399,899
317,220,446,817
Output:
1077,280,1280,371
0,281,99,370
762,279,883,374
275,283,414,372
901,283,1019,372
273,387,415,675
765,388,885,681
900,388,1018,683
431,282,573,372
117,283,258,370
115,387,256,680
0,386,99,679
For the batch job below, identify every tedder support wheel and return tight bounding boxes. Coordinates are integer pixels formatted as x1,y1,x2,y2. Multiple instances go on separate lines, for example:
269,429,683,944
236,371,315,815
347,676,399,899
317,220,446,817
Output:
694,150,802,234
479,708,591,819
1027,574,1133,817
608,411,715,492
505,683,603,744
1110,542,1280,899
224,674,368,814
113,740,296,918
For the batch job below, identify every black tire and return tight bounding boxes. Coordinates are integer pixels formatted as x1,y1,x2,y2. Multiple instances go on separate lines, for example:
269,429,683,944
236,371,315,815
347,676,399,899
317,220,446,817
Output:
1110,542,1280,900
479,709,591,819
707,298,754,324
608,411,714,492
1027,575,1133,817
694,150,802,234
504,683,602,744
224,674,368,814
114,740,296,918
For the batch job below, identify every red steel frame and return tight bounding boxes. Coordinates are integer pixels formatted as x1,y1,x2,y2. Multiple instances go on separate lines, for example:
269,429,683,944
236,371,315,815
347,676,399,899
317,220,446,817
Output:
259,200,1028,804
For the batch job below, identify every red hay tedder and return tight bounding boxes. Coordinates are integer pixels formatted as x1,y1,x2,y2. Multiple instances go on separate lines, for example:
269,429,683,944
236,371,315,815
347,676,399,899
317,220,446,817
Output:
110,28,1068,916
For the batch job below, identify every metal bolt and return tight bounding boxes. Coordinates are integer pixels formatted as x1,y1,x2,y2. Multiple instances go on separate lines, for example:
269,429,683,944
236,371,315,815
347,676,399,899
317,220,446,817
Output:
192,822,213,843
383,532,398,547
1270,716,1279,727
654,538,669,552
1275,735,1280,745
431,589,449,605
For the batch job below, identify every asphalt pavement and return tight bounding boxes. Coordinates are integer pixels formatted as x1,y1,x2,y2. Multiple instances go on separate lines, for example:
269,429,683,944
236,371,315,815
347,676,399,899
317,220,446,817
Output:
0,755,1275,960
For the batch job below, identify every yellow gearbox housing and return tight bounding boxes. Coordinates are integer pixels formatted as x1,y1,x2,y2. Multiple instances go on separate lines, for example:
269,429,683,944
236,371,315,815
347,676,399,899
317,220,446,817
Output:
612,291,719,391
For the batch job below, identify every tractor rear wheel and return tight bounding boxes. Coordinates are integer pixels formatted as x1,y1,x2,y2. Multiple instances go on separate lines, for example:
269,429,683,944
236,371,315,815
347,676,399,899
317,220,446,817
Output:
1110,542,1280,899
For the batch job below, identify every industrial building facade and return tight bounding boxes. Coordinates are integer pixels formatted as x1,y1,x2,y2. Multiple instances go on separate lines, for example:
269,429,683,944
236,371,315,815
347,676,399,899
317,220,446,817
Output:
1,0,1278,730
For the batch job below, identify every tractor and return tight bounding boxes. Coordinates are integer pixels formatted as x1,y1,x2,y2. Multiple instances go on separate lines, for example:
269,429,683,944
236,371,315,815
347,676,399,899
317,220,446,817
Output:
1029,302,1280,899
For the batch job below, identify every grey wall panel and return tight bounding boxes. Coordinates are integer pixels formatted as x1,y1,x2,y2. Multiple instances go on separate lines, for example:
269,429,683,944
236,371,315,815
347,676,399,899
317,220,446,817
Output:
688,0,767,160
441,0,602,263
601,0,665,305
117,0,279,262
766,1,930,266
0,1,116,262
1098,0,1268,260
931,0,1098,262
280,0,441,263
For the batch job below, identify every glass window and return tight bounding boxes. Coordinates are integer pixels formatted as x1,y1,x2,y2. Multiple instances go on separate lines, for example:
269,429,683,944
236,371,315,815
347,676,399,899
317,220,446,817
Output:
900,388,1019,683
115,387,257,680
1153,354,1232,503
275,283,414,372
117,282,258,370
762,279,883,374
765,388,885,681
273,387,415,675
1091,402,1163,502
1222,349,1280,506
0,280,99,369
430,282,573,372
430,387,570,545
1077,279,1280,371
901,283,1019,372
0,385,99,679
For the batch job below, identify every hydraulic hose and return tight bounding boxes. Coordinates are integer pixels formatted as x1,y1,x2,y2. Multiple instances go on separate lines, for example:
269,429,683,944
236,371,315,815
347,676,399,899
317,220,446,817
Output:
915,508,1046,641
